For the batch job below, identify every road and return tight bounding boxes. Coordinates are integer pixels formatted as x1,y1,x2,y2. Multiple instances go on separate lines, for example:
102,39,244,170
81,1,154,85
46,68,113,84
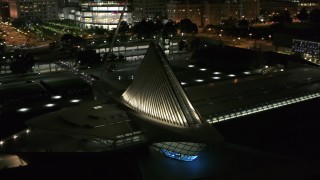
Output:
0,22,51,47
195,33,276,52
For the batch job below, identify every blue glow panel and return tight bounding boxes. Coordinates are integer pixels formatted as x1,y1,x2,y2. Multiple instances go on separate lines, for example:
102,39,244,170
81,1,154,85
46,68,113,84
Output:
160,149,198,162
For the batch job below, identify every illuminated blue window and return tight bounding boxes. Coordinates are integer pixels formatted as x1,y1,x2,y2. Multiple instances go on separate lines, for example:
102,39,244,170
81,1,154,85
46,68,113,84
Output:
160,149,198,162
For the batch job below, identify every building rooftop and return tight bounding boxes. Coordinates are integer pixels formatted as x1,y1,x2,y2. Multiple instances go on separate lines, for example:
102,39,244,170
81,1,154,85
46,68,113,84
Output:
1,42,320,179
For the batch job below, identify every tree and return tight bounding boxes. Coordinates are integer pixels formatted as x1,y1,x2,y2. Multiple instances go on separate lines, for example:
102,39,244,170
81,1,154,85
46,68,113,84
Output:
60,34,75,48
119,21,129,34
73,36,86,46
132,19,156,38
155,20,164,34
309,8,320,23
76,50,100,66
238,19,249,28
0,39,5,53
10,51,35,74
162,20,177,38
275,10,292,24
297,8,309,22
178,19,198,34
102,53,125,62
11,18,27,28
178,40,186,51
119,21,129,42
94,26,108,37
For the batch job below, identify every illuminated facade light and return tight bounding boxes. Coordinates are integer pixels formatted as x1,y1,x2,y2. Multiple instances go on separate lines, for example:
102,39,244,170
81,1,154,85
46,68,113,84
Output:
212,77,220,80
0,141,4,145
181,82,187,85
26,129,31,134
228,74,236,77
200,68,207,71
213,72,221,75
195,79,204,82
188,65,195,68
45,104,55,107
17,108,29,112
243,71,251,74
51,95,62,99
70,99,80,103
207,92,320,124
13,135,18,139
93,106,103,110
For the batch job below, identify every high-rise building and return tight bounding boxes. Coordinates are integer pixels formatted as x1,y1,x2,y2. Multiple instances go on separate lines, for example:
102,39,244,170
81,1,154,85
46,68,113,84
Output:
7,0,61,21
167,0,259,26
167,1,203,26
298,0,320,11
132,0,170,22
260,1,298,17
238,0,260,20
61,0,132,30
0,0,10,22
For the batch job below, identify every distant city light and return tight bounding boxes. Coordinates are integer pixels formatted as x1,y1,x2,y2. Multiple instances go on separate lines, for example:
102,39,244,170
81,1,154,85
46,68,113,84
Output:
212,77,221,80
45,103,55,107
213,72,221,75
195,79,204,82
243,71,251,75
13,135,18,139
228,74,236,77
17,108,30,112
188,65,195,68
93,106,103,110
181,82,187,85
70,99,80,103
0,141,4,145
26,129,31,134
199,68,207,71
51,95,62,99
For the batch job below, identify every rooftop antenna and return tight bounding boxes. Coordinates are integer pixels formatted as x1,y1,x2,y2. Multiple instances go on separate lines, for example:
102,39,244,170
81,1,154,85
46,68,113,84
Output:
102,0,127,74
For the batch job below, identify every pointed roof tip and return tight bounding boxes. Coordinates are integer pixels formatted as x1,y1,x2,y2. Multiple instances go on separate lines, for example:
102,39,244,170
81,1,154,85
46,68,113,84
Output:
146,41,162,54
122,41,202,127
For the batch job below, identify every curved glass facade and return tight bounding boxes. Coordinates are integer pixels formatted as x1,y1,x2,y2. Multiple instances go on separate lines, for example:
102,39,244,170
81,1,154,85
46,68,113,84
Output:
78,0,132,29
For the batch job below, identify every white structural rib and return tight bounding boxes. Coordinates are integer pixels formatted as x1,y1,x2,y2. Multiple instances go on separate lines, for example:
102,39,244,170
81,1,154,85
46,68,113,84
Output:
122,42,202,127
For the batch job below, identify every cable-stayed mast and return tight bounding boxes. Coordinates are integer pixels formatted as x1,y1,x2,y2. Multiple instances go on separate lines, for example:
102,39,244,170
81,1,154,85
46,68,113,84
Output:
102,1,127,72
